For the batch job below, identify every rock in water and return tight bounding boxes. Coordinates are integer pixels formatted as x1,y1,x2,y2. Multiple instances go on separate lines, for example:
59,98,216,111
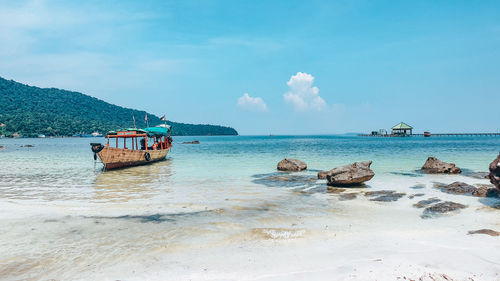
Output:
277,158,307,172
435,181,477,195
323,161,374,186
422,201,467,218
317,170,330,179
421,156,461,174
370,193,406,202
413,198,441,208
472,185,499,198
489,153,500,189
364,190,406,202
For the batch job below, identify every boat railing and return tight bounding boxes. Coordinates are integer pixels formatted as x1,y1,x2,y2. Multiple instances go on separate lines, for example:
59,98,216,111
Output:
104,131,172,151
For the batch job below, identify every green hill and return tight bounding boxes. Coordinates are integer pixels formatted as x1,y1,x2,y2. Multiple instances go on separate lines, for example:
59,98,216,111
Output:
0,77,238,137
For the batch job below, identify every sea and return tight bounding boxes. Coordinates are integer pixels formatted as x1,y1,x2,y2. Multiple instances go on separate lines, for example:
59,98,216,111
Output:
0,135,499,280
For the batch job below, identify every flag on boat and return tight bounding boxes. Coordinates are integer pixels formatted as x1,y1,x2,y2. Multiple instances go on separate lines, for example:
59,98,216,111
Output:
160,115,166,121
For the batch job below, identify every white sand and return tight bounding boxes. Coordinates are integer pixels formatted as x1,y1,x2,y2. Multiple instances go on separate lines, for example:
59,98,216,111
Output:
2,173,500,281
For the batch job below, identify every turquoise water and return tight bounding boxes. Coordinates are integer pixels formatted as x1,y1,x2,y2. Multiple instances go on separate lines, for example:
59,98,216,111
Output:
0,135,497,201
0,135,499,280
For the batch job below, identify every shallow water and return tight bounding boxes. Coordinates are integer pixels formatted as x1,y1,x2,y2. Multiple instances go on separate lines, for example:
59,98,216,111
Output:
0,135,499,280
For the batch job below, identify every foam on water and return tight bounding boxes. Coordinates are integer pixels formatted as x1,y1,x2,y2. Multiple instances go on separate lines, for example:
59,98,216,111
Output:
0,135,499,280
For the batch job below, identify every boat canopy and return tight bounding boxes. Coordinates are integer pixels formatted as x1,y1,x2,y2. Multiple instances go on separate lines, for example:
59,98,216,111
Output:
126,128,146,133
107,126,170,137
144,126,170,137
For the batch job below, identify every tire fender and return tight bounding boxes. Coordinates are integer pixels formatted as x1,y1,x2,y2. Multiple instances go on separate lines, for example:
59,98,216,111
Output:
91,144,104,153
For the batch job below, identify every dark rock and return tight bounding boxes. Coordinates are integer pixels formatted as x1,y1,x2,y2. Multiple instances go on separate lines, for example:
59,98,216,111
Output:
317,170,330,179
409,184,426,189
370,193,406,202
422,201,467,218
326,187,346,193
433,182,499,198
462,170,490,180
323,161,374,186
0,145,4,149
434,181,477,195
476,183,496,189
408,193,425,199
364,190,396,197
20,144,34,148
364,190,406,202
421,156,461,174
413,198,441,208
277,158,307,172
182,141,200,144
338,193,357,201
489,153,500,189
468,229,500,237
472,185,499,198
252,172,316,188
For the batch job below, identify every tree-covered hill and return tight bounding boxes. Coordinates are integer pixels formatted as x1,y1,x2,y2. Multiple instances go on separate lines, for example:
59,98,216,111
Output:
0,77,238,137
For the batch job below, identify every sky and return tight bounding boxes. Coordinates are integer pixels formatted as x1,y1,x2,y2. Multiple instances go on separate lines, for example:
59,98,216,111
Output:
0,0,499,135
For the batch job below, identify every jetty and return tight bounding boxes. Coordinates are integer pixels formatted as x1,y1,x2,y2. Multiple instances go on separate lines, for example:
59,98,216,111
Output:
411,133,500,137
359,133,500,137
359,122,500,137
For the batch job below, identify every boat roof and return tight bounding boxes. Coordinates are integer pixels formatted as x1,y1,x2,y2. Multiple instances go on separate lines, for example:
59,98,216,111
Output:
144,126,170,137
126,128,146,133
107,126,170,137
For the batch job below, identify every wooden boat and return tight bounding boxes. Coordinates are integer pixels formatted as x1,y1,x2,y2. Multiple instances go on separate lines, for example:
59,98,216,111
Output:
91,126,172,170
424,131,431,137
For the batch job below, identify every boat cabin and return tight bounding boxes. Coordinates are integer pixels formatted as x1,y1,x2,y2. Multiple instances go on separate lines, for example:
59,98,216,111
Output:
105,127,172,151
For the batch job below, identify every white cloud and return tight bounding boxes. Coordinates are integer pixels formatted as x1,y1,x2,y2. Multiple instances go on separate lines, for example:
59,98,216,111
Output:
283,72,327,111
237,93,268,111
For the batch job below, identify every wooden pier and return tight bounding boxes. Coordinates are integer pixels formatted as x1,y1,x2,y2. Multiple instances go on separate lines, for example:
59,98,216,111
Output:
359,133,500,137
412,133,500,137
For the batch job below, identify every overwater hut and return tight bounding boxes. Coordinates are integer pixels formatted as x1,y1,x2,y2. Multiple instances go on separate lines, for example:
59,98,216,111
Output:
392,122,413,135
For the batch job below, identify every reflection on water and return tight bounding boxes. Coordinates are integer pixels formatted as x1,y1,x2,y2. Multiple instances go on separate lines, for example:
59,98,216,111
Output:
93,159,173,202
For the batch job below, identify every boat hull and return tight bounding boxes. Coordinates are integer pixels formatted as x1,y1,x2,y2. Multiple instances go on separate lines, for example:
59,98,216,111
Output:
96,146,169,170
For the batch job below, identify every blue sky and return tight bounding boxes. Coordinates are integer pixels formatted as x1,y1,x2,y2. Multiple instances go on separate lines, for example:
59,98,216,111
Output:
1,0,499,134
